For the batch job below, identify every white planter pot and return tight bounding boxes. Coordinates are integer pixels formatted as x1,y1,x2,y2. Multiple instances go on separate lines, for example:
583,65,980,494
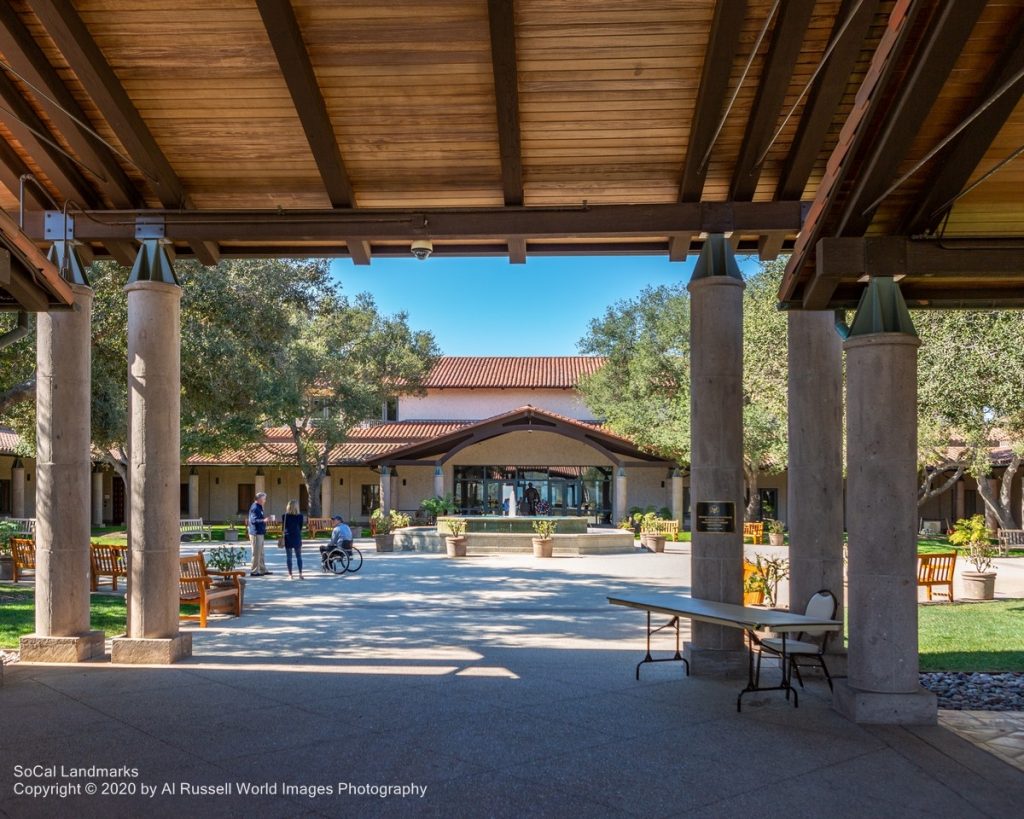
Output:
768,533,784,547
961,571,996,600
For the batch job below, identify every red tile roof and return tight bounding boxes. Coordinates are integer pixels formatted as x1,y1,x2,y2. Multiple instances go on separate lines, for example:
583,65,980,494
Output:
0,428,20,454
423,357,606,389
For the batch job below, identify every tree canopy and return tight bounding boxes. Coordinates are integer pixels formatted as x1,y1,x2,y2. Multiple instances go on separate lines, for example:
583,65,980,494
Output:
916,309,1024,528
577,258,789,520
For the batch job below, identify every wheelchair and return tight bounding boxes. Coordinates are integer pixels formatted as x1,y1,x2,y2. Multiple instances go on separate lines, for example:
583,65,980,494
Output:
320,542,363,574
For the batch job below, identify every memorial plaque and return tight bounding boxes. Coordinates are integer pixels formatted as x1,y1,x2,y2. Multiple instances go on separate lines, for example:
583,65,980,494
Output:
694,501,736,533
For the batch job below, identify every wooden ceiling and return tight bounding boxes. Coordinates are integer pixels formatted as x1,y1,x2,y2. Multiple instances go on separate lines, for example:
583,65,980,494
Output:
0,0,1022,310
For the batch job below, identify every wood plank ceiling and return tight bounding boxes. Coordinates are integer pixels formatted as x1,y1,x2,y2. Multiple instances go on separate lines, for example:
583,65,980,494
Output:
0,0,1022,310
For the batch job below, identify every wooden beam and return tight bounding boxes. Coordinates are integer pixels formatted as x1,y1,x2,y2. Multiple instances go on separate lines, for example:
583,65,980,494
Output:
680,0,748,201
835,0,988,237
730,0,816,201
900,12,1024,235
104,240,137,268
0,206,72,308
0,138,49,209
254,0,355,208
44,201,805,244
507,237,526,264
487,0,523,206
0,2,139,208
819,237,1024,278
27,0,217,262
0,66,97,207
191,241,220,267
779,0,920,306
668,235,690,262
775,0,881,200
757,231,787,261
347,240,372,266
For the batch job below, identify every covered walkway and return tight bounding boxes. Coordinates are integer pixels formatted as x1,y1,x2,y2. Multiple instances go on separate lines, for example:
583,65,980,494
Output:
3,547,1023,817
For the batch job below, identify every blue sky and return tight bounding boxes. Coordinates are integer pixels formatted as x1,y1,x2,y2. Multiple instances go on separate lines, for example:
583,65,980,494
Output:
331,254,762,356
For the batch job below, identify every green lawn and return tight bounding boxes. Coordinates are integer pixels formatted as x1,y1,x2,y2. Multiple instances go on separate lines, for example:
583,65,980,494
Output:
917,599,1024,672
0,585,127,648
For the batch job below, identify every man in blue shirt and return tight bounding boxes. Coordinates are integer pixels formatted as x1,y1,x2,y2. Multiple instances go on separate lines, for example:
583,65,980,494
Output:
247,492,272,576
328,514,354,555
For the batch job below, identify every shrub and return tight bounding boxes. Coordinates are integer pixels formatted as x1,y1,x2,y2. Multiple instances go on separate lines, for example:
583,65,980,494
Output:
203,545,248,572
765,518,785,535
443,518,466,537
948,515,996,573
532,519,557,539
0,520,20,557
744,554,790,608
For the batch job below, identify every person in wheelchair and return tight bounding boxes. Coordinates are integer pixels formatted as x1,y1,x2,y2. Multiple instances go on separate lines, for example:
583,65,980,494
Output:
320,514,353,571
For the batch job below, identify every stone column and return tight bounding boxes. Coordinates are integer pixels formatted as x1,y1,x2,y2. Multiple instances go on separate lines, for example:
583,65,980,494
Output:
955,480,966,521
670,469,684,527
685,235,746,674
92,467,105,526
985,479,999,531
380,467,392,513
390,469,401,513
11,457,26,518
433,464,444,499
834,277,935,724
111,241,191,664
787,310,845,660
321,470,333,517
614,467,627,524
21,282,104,661
188,468,200,519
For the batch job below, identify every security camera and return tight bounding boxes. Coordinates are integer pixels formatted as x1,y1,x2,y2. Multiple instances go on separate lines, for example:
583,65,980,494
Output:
410,239,433,261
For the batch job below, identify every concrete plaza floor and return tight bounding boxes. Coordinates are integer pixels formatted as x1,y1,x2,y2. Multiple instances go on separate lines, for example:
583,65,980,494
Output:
2,542,1024,818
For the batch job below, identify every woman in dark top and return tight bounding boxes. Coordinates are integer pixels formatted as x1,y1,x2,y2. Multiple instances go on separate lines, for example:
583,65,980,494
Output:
282,499,305,579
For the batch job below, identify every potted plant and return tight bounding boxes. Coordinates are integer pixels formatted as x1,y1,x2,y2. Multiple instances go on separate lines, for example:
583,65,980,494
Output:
532,518,557,558
766,519,785,547
201,545,249,611
640,512,666,553
443,517,468,557
744,554,790,608
949,514,997,600
0,519,19,580
371,509,409,553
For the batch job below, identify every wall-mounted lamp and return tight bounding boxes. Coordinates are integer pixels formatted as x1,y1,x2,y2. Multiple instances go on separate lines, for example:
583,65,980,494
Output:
402,479,407,486
256,467,264,477
26,473,31,482
215,477,220,485
277,477,282,485
339,478,344,486
661,481,665,488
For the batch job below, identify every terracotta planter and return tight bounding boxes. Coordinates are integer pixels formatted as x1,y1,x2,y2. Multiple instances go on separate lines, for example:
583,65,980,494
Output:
445,536,467,558
768,533,784,547
642,533,666,553
374,534,395,553
961,571,996,600
532,537,554,558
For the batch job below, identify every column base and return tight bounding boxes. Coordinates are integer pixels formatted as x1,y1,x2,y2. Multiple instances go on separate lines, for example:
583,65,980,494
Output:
833,680,937,725
683,644,749,678
19,631,106,663
111,633,192,665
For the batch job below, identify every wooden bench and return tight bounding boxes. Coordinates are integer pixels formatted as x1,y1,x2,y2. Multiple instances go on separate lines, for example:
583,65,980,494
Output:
644,519,680,540
90,544,127,591
179,553,243,628
179,517,211,541
743,522,764,544
3,517,36,536
306,517,334,538
743,559,765,606
10,537,35,583
917,552,956,601
997,529,1024,557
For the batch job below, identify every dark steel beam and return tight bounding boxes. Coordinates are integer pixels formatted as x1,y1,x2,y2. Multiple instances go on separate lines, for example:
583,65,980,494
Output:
254,0,355,208
27,0,219,263
679,0,748,202
730,0,816,201
818,236,1024,278
34,201,805,244
900,12,1024,235
775,0,881,200
0,2,140,209
835,0,988,237
487,0,523,208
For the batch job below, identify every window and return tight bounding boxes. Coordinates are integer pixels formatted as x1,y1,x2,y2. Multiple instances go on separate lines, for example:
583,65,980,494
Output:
361,484,380,516
237,483,255,515
383,398,398,422
180,483,189,515
0,479,10,515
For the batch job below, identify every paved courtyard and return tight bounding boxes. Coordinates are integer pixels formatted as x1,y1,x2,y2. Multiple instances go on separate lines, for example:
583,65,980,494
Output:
2,542,1023,818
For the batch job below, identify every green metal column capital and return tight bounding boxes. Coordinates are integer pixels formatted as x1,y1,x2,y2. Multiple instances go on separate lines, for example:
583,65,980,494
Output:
127,239,178,286
47,240,90,286
848,276,916,337
690,234,744,281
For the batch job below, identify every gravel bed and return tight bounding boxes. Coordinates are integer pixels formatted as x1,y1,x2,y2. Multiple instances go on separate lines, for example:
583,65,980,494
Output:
920,672,1024,711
